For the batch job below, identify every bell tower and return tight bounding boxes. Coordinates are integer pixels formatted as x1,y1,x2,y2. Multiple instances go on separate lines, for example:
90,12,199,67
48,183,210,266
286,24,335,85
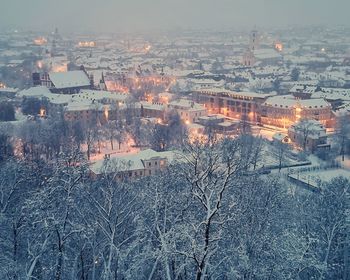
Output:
250,29,259,51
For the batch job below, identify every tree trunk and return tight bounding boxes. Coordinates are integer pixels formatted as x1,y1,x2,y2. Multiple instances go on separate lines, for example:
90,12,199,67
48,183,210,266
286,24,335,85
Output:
55,230,63,280
110,137,114,150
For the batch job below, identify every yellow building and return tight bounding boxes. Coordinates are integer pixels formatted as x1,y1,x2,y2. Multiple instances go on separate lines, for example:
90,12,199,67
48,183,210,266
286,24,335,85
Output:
260,95,333,128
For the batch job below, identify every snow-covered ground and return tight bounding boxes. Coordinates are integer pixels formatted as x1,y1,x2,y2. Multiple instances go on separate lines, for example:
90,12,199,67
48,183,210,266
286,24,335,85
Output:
336,155,350,170
289,168,350,187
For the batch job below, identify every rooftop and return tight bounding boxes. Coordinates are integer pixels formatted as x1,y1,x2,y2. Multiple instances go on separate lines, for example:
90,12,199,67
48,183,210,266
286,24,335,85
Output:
49,70,90,89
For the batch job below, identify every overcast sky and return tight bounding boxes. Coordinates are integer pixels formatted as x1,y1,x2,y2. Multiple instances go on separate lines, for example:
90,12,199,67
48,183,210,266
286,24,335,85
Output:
1,0,349,33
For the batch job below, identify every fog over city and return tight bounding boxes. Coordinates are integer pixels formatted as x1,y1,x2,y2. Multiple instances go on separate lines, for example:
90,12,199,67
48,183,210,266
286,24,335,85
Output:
1,0,350,32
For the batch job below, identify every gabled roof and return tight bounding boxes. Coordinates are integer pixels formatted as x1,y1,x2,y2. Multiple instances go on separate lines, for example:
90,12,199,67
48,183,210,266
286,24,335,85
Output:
90,149,180,175
49,70,90,89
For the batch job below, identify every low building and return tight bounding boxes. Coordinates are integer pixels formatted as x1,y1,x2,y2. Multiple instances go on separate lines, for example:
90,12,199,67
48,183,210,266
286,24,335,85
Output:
197,115,239,135
168,99,207,124
18,87,129,123
288,120,329,152
253,48,282,65
64,101,99,123
0,87,18,98
90,149,179,179
289,84,319,99
272,133,290,144
140,101,166,120
140,99,207,124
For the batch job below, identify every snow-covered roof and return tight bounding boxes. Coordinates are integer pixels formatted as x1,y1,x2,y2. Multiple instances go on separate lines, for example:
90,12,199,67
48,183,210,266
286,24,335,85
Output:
169,99,206,111
272,133,288,142
0,87,18,94
263,95,330,109
49,70,90,89
65,101,96,112
18,86,51,98
140,101,166,111
312,88,350,101
74,90,128,103
263,95,297,108
289,120,326,138
90,149,180,175
299,99,330,109
254,48,282,60
197,88,275,99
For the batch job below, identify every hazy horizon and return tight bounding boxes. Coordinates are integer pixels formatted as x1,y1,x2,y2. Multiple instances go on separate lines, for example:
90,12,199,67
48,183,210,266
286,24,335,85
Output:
1,0,350,34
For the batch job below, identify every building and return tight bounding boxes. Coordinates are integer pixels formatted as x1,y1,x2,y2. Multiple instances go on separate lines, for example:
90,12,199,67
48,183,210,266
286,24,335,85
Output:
33,70,92,94
193,88,275,122
250,29,259,51
289,84,319,99
197,115,239,135
0,87,18,98
288,120,329,152
140,101,166,120
90,149,179,179
242,49,255,67
253,48,282,65
64,101,99,123
140,99,207,124
260,95,333,128
168,99,207,124
18,86,129,123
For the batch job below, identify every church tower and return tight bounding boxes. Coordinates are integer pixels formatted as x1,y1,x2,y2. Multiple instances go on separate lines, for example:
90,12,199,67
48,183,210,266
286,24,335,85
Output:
250,29,259,51
99,72,107,90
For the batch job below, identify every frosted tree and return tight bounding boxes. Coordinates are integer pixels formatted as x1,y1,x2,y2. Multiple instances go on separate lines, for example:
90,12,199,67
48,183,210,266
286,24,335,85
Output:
82,160,141,280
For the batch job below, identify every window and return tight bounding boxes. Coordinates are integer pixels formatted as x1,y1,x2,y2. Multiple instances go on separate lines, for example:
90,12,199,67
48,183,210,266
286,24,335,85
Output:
155,161,157,165
149,170,152,175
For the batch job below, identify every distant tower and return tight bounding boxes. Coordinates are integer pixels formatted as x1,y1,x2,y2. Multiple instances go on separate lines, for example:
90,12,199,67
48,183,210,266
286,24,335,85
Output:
242,48,255,67
89,74,95,89
99,72,107,90
250,29,259,51
160,66,165,81
51,40,57,57
51,27,60,57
